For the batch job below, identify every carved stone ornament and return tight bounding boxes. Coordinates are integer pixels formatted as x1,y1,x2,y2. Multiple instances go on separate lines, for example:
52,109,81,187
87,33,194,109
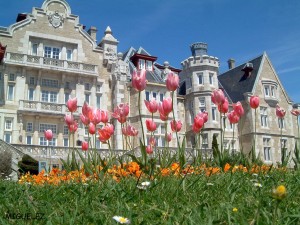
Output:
48,11,64,28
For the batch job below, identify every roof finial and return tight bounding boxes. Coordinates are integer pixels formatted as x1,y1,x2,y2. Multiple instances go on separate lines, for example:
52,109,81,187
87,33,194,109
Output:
105,26,112,34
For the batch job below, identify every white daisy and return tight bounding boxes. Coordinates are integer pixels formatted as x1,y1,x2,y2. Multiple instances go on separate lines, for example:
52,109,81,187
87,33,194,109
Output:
113,216,130,224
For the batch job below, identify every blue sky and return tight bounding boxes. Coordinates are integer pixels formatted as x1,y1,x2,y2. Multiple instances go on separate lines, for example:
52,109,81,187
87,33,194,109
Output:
1,0,300,103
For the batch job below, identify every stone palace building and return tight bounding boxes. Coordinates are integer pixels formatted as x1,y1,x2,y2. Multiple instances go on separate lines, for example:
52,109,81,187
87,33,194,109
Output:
0,0,299,169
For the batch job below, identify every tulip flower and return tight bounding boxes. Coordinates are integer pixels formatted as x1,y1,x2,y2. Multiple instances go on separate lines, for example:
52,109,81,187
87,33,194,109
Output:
82,102,92,117
146,119,157,132
112,103,130,124
197,111,208,123
64,114,74,126
149,137,156,146
166,72,179,91
81,141,88,151
193,115,204,130
211,89,225,106
89,108,101,125
291,109,300,116
98,124,114,143
233,101,244,117
100,110,109,123
122,124,138,136
192,123,201,133
66,97,77,113
132,69,147,91
88,122,96,135
249,95,260,109
276,104,286,118
170,120,182,132
144,98,158,114
146,145,153,154
68,121,78,133
218,97,229,114
159,97,173,116
166,132,172,142
44,129,53,141
227,110,240,124
80,114,90,126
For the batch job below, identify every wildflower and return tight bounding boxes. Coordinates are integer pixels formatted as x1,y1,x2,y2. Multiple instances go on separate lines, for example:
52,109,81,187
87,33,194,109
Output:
224,163,231,172
132,69,147,91
113,216,130,224
44,129,53,141
272,185,287,200
232,208,238,212
254,183,262,188
166,72,179,91
137,181,151,190
249,95,259,109
66,97,77,112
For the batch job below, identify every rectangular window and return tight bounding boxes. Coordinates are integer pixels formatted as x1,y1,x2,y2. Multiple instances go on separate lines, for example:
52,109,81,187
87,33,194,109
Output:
146,61,152,71
199,97,206,112
96,95,101,109
198,73,203,85
160,93,164,102
5,119,12,130
41,91,57,103
44,46,52,58
202,133,208,148
29,77,35,85
41,79,58,88
84,83,90,91
263,138,271,161
66,49,72,61
28,88,34,101
152,92,157,100
96,140,101,149
260,107,268,127
27,122,33,132
44,46,60,59
32,43,38,56
7,85,14,100
139,59,145,70
271,86,275,97
26,136,32,145
96,85,101,93
63,138,69,147
85,94,90,104
212,107,217,121
64,93,70,103
4,133,11,143
264,86,270,97
48,138,56,146
65,82,70,89
278,118,285,129
63,126,69,135
209,73,214,85
39,124,57,134
145,91,150,101
9,74,15,81
39,137,47,146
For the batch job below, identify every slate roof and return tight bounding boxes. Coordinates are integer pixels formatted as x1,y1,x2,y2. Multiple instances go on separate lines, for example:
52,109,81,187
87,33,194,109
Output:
218,54,264,102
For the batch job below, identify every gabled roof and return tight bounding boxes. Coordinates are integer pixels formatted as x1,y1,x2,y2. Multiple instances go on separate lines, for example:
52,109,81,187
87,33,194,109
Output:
218,54,264,102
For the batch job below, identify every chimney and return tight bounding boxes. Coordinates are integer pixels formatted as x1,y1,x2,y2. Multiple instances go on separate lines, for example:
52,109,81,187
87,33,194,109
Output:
190,42,208,57
87,26,97,42
227,58,235,69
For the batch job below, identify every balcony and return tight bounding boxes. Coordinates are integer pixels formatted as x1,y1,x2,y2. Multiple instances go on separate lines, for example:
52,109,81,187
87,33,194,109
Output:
18,100,82,115
4,52,98,76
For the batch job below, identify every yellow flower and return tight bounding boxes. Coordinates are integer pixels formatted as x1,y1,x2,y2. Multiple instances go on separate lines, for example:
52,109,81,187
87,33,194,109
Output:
272,185,287,200
232,207,238,212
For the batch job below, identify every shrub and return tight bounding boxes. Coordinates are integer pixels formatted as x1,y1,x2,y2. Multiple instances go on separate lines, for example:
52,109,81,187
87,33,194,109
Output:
18,154,39,175
0,150,12,179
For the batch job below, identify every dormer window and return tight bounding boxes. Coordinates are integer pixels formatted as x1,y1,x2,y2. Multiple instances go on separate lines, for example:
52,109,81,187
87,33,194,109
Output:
139,59,145,70
146,61,152,71
264,84,277,98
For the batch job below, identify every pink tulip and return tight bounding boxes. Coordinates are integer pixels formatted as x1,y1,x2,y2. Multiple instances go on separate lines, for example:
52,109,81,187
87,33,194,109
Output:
66,97,77,113
146,145,153,154
81,141,88,151
80,114,90,126
218,97,229,113
192,123,201,133
44,129,53,141
144,98,158,114
112,103,129,124
122,124,138,136
233,101,244,117
166,132,172,142
89,108,101,125
98,124,114,143
276,104,286,118
132,69,147,91
193,115,204,130
166,72,179,91
211,89,225,106
82,102,92,117
146,119,157,132
170,120,182,132
68,121,78,133
291,109,300,117
88,122,96,135
149,137,156,146
100,110,109,123
159,97,173,116
64,114,74,126
197,111,208,123
227,110,240,124
249,95,260,109
159,113,168,121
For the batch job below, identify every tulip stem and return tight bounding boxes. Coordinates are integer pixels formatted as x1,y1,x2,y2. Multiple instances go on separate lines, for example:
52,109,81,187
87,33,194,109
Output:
171,91,181,164
232,123,235,154
138,91,146,146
